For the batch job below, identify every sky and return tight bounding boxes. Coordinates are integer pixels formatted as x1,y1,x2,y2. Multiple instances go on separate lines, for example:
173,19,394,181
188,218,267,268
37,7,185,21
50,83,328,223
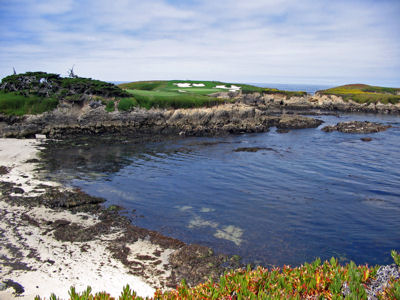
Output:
0,0,399,86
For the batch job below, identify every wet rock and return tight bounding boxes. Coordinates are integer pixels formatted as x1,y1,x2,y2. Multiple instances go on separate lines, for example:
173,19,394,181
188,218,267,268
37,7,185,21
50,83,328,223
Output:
2,279,25,295
12,187,24,194
38,188,105,210
24,158,40,163
322,121,391,134
276,128,290,134
361,137,373,142
0,165,9,175
233,147,277,153
276,115,323,129
168,244,230,287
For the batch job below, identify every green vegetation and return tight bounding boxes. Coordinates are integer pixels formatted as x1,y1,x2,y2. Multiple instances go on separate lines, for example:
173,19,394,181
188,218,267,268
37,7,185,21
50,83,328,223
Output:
318,84,400,104
35,254,400,300
0,91,58,115
117,97,137,111
126,89,225,109
105,100,115,112
392,250,400,267
234,83,307,97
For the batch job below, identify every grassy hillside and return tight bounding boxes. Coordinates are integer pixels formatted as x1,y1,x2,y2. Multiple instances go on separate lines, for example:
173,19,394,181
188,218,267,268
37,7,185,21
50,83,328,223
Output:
318,84,400,104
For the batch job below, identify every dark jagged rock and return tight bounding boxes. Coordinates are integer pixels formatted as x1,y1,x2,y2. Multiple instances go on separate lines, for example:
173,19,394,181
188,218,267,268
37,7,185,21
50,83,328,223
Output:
233,147,277,153
277,114,323,129
2,279,25,295
361,137,373,142
322,121,391,134
0,166,9,175
168,244,240,287
37,188,105,210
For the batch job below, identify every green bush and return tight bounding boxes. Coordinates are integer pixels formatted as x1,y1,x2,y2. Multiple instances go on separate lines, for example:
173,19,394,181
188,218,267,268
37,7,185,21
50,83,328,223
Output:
105,100,115,112
117,97,137,111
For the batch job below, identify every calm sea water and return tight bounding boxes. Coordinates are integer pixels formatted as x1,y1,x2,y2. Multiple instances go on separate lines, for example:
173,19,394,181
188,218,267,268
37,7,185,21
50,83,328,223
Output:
251,83,334,95
41,113,400,267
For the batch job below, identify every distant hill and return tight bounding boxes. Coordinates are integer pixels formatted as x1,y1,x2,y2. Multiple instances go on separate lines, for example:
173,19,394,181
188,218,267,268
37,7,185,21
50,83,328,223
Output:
317,84,400,104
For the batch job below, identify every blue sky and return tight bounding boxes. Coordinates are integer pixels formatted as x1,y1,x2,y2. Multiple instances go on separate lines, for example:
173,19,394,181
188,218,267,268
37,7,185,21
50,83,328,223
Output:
1,0,399,86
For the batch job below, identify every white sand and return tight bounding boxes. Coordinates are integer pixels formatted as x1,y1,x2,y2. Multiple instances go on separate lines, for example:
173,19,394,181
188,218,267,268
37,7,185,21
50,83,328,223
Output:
0,139,59,195
0,138,173,299
215,85,241,92
173,83,191,88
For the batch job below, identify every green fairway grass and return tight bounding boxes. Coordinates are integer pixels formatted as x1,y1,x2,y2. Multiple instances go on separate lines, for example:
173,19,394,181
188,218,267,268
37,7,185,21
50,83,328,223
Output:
126,89,226,109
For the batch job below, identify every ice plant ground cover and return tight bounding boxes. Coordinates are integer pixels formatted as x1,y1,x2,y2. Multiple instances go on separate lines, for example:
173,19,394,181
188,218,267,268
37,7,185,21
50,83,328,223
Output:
35,252,400,299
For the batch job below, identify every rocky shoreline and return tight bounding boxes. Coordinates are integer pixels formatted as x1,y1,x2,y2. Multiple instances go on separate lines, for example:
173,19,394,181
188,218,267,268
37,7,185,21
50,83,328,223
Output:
0,103,324,139
0,139,240,298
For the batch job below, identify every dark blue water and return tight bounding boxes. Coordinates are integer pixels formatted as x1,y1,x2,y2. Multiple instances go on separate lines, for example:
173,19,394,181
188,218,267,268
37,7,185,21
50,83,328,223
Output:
43,113,400,267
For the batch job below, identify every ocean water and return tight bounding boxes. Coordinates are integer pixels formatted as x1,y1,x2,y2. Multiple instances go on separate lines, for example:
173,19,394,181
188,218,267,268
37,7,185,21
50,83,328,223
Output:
41,113,400,267
251,83,334,95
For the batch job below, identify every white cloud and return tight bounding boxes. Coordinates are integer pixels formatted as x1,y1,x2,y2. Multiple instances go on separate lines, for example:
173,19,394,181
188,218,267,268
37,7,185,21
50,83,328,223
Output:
0,0,399,85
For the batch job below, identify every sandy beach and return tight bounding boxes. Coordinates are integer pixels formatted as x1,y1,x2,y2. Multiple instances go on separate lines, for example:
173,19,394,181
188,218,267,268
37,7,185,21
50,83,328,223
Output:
0,138,172,299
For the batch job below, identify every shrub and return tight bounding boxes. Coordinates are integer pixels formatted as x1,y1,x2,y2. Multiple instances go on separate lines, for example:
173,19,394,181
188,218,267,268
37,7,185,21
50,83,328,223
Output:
117,97,137,111
105,100,115,112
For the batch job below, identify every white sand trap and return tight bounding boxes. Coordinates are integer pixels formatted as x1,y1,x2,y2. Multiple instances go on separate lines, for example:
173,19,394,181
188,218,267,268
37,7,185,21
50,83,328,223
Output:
173,83,192,88
192,83,205,87
215,85,241,92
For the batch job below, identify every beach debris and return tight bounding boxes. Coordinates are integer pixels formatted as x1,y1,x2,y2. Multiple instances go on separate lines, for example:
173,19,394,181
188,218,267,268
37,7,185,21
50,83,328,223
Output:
35,134,47,140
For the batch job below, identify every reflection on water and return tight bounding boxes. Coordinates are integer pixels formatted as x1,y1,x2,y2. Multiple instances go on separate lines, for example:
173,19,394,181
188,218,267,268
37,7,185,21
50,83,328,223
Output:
40,113,400,266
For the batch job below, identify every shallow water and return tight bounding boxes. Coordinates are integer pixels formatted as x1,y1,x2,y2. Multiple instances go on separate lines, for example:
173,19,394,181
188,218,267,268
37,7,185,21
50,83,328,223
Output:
41,113,400,267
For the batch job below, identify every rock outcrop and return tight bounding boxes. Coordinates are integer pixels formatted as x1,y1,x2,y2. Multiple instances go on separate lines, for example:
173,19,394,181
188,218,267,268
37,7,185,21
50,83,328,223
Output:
236,92,400,114
322,121,391,134
0,103,323,138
